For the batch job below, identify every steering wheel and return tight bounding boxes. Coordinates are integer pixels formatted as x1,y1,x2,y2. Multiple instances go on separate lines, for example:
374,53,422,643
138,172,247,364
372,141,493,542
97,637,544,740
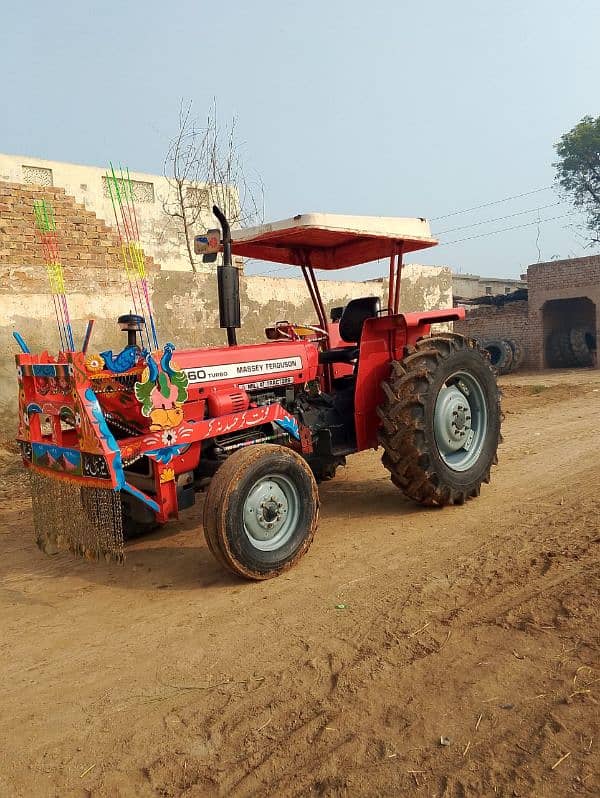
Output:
293,324,328,341
272,321,328,342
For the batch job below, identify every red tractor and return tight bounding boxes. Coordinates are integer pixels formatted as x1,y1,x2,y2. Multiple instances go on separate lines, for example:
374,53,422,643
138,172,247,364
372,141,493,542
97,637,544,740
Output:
15,207,501,579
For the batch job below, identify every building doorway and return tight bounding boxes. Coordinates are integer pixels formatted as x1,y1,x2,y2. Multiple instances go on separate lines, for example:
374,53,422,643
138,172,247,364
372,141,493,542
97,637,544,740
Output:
543,297,597,368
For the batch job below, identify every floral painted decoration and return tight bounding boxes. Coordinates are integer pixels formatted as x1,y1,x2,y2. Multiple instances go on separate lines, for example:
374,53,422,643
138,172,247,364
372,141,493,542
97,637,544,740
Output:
162,428,178,446
159,467,175,484
85,353,105,373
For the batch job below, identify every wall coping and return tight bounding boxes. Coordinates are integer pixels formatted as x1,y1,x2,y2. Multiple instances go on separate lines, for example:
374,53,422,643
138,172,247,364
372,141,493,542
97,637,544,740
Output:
528,255,600,273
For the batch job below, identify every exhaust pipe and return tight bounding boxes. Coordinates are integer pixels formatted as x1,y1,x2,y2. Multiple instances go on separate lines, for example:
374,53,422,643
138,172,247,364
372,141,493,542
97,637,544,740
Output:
213,205,240,347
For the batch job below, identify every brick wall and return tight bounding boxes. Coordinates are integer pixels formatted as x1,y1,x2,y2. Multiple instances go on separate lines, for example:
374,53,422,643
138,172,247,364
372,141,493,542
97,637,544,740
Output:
455,300,532,362
457,255,600,370
0,182,158,282
527,255,600,293
527,256,600,369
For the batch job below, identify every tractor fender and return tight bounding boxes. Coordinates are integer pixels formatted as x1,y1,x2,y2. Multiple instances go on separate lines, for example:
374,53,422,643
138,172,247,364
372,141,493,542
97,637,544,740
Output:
354,307,466,450
402,308,466,346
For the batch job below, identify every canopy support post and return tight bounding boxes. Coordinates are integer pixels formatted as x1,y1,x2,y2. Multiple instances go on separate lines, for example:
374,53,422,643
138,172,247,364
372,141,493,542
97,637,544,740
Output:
300,254,332,390
393,243,404,315
387,250,396,315
299,257,328,338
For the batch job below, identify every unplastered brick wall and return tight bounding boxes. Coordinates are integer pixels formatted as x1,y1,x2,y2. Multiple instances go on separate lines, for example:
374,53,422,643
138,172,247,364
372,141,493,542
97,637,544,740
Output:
527,256,600,369
0,181,161,431
457,255,600,370
455,300,531,362
527,255,600,294
0,181,159,284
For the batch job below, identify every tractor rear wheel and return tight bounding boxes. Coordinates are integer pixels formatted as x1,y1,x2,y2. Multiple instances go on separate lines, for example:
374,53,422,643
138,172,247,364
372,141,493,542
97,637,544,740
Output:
378,333,502,506
202,444,319,580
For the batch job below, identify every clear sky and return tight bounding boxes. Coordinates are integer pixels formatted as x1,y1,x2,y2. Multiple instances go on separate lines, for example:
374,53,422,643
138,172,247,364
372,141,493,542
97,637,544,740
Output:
2,0,599,280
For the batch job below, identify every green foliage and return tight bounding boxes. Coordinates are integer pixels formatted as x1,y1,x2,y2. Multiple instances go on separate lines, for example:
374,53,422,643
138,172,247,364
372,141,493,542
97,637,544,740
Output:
554,115,600,245
529,384,547,395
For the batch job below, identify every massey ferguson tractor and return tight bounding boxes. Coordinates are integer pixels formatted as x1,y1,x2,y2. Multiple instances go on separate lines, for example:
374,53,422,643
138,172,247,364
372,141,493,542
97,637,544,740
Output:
15,207,501,579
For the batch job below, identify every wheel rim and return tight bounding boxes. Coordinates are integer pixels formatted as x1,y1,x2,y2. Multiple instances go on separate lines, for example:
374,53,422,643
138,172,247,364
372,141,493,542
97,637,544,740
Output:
243,474,300,552
433,370,489,472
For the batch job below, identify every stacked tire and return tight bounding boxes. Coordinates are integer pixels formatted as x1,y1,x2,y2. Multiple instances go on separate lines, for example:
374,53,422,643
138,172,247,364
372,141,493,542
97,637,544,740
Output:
547,326,597,368
477,338,524,375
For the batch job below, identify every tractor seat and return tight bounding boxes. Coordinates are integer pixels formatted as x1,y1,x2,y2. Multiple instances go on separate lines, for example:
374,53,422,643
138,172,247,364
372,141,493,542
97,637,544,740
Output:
318,296,381,365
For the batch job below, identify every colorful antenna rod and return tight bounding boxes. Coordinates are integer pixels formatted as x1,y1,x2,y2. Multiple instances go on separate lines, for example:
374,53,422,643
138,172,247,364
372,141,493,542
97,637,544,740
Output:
33,199,75,351
105,164,159,350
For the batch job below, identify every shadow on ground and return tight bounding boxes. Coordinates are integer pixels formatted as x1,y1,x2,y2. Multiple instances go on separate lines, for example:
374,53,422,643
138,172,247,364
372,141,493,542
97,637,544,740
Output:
1,468,437,594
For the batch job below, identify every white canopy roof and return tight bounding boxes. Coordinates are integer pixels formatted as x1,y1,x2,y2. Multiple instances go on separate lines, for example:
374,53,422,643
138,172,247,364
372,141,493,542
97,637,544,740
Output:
229,212,437,270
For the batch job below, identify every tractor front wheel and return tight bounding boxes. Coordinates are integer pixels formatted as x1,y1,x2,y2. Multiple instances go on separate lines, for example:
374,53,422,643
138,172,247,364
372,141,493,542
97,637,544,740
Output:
378,333,501,506
202,444,319,579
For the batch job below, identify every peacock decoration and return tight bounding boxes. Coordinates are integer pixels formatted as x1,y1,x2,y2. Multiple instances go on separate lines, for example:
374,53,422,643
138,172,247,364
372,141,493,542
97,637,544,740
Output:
134,343,189,432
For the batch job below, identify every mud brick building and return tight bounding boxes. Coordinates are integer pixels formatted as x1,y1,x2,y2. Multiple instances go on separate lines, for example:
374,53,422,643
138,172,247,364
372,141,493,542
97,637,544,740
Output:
456,255,600,369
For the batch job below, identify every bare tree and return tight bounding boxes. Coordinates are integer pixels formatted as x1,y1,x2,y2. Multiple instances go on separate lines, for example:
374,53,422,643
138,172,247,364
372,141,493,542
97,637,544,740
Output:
163,100,263,272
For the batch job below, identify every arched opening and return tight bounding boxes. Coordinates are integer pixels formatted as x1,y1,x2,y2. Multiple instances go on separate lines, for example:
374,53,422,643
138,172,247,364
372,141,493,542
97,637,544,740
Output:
543,297,597,368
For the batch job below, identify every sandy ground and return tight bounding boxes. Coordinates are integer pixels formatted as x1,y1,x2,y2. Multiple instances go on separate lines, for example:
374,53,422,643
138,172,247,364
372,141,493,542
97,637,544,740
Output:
0,370,599,797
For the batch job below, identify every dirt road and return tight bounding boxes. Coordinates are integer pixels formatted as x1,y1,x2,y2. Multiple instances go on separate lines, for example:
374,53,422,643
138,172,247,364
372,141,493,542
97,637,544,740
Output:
1,370,599,797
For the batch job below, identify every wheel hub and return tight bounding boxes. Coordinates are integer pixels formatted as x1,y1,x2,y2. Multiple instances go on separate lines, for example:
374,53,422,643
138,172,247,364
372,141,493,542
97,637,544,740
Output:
453,408,467,430
258,497,283,527
243,476,298,549
435,387,472,452
433,373,488,472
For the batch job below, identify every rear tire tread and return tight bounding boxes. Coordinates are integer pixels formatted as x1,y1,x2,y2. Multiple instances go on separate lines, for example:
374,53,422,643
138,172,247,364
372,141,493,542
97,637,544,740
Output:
378,334,501,507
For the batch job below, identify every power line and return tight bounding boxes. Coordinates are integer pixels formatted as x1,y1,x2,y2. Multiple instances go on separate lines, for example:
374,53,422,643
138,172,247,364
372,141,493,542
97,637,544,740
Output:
431,185,555,221
435,201,564,236
438,210,576,247
251,263,297,277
